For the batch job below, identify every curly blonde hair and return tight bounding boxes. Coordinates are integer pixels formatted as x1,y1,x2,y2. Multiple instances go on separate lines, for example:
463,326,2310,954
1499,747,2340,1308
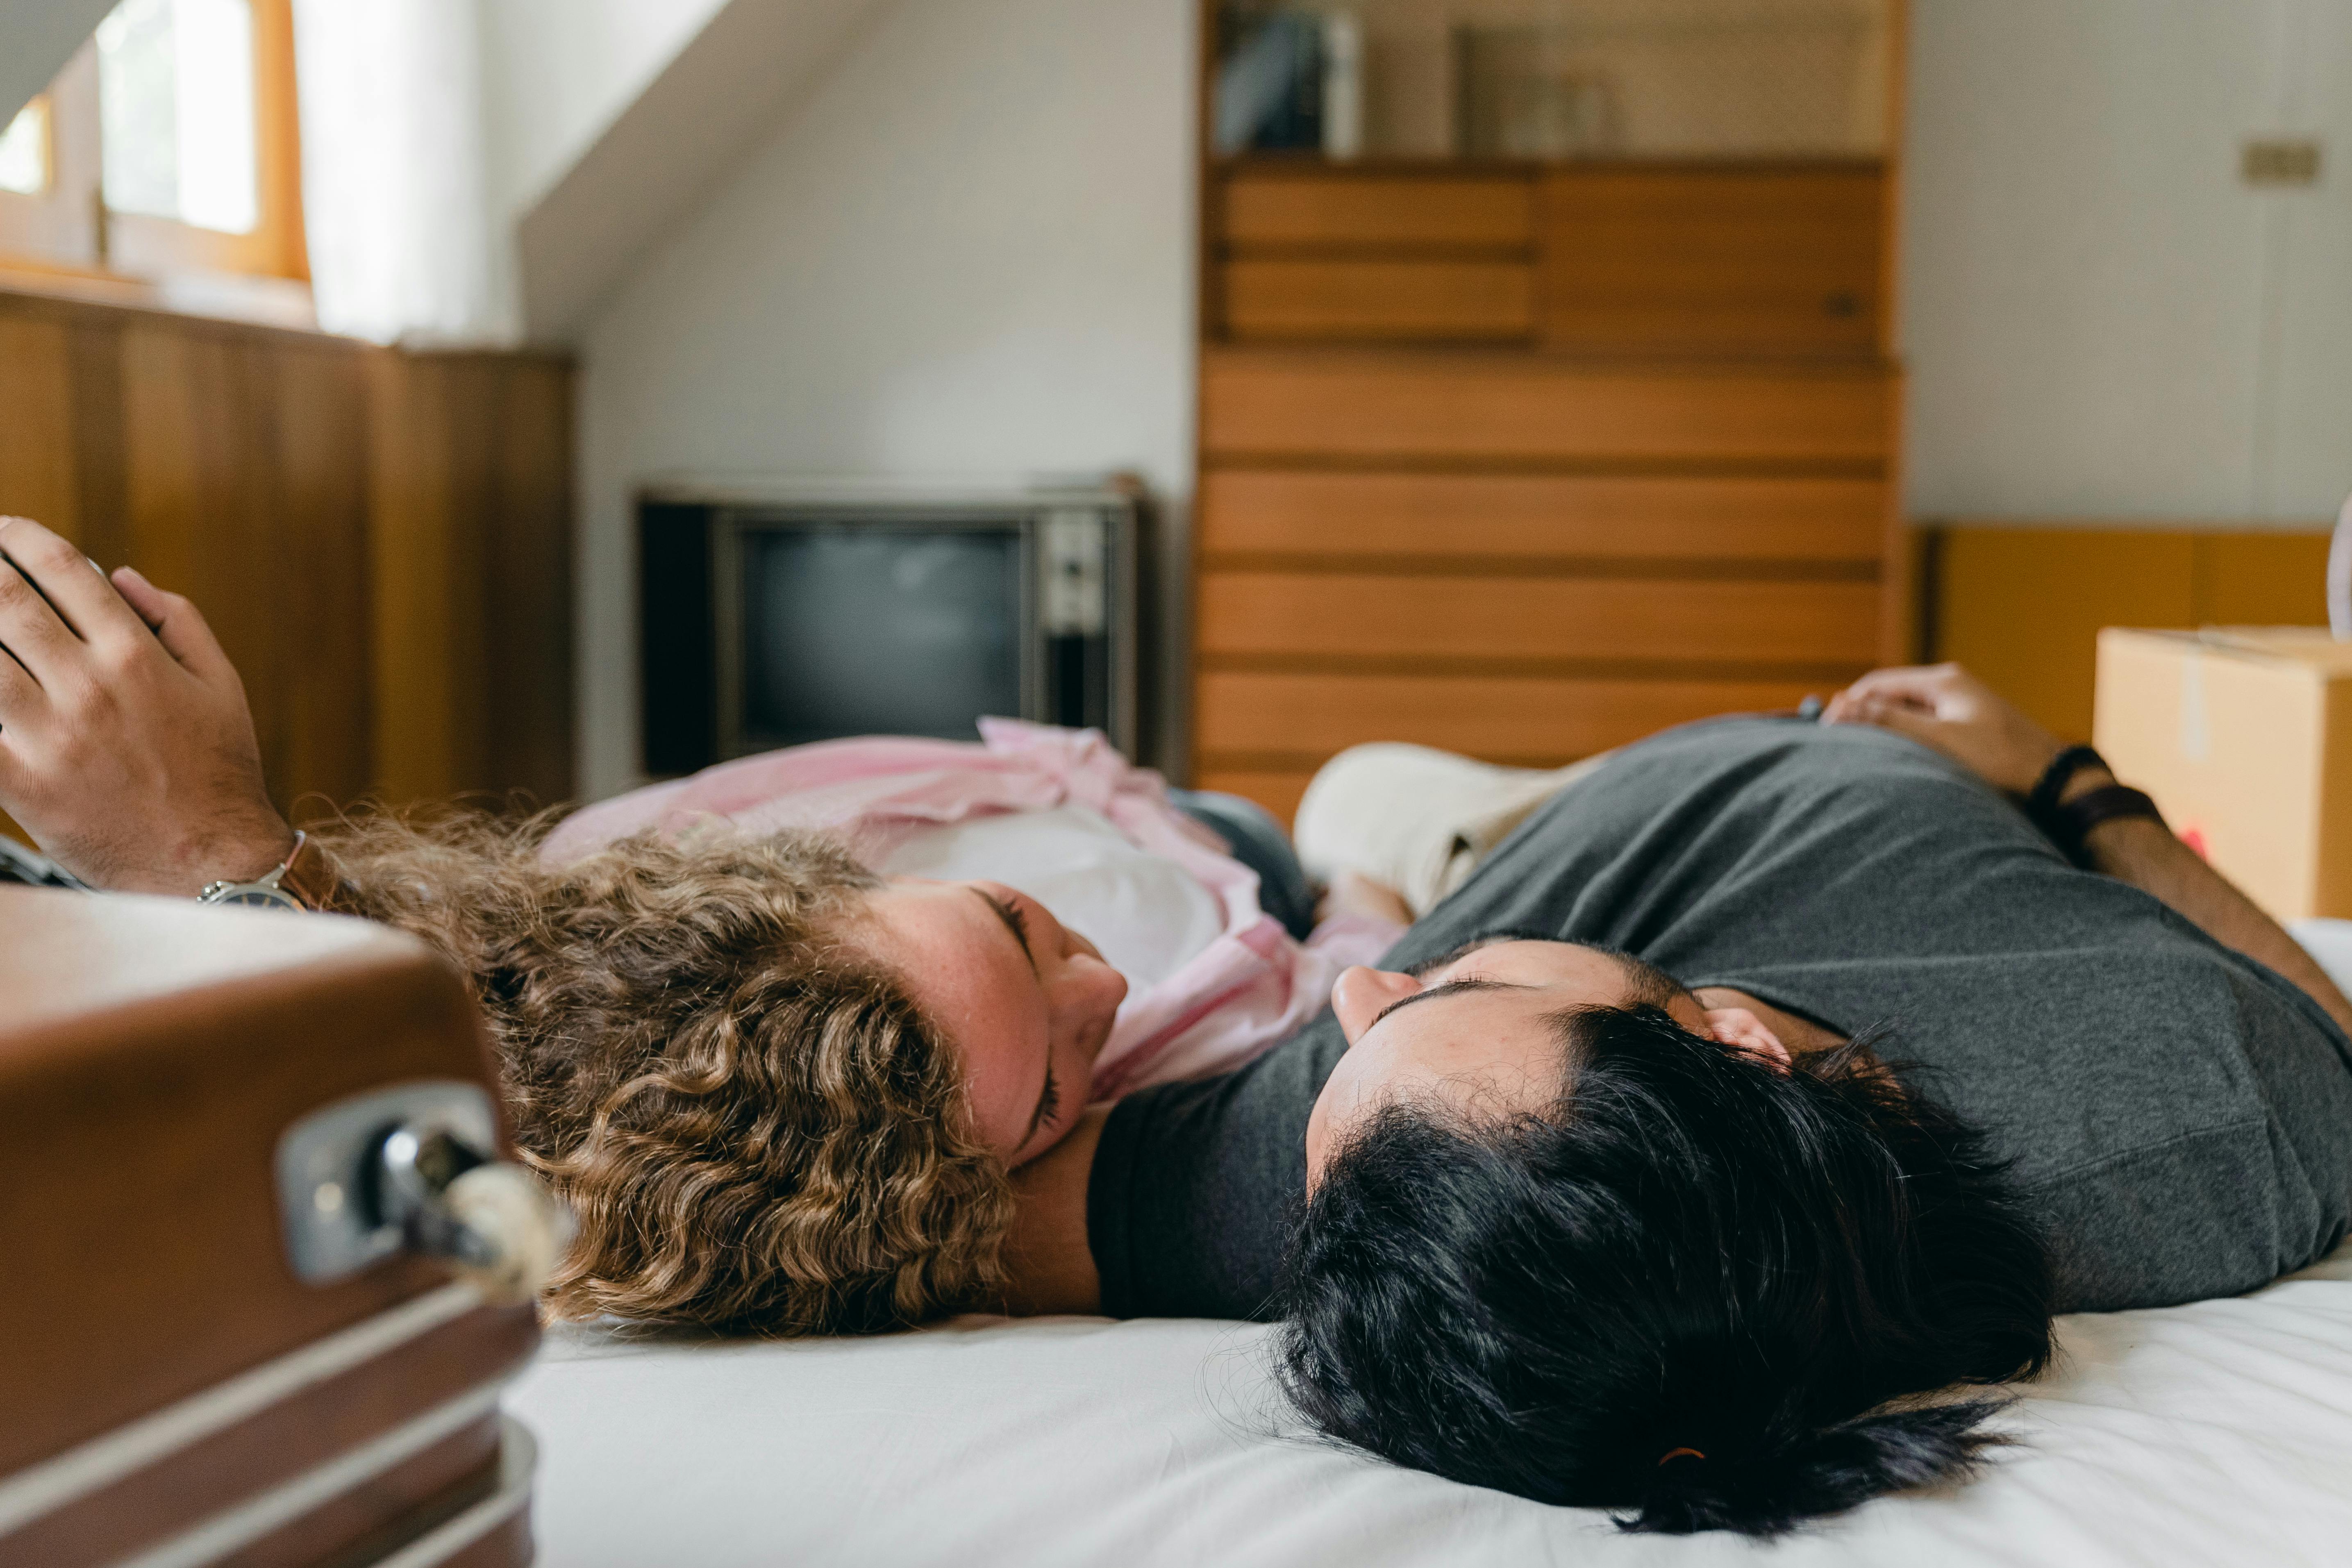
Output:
311,811,1014,1334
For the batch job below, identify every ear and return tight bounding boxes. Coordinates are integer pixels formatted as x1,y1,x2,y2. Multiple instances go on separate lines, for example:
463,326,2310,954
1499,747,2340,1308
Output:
1332,966,1423,1045
1702,1007,1792,1069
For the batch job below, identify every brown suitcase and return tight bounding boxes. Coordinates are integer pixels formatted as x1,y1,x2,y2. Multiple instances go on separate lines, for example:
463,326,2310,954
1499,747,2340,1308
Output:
0,886,543,1567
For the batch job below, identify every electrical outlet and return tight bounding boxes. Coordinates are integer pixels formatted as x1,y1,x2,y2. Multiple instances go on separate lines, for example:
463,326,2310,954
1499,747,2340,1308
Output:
2243,139,2321,186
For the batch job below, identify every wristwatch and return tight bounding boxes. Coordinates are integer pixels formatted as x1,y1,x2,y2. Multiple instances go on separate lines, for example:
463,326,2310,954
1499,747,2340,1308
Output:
198,831,341,912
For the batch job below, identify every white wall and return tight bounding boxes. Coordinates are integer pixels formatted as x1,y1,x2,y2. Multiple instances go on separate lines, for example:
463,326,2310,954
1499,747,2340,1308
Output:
1902,0,2352,523
572,0,1195,801
477,0,731,219
473,0,734,336
566,0,2352,799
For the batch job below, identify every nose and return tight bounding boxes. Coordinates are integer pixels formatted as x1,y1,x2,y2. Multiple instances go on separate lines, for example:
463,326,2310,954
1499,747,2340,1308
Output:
1331,966,1422,1044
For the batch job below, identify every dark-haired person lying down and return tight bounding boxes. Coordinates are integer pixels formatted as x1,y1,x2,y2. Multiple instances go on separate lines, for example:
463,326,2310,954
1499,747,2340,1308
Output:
5,515,2350,1536
999,666,2352,1534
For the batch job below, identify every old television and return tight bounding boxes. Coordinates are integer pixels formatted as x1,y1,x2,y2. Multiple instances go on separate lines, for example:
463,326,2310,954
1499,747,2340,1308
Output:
639,483,1143,774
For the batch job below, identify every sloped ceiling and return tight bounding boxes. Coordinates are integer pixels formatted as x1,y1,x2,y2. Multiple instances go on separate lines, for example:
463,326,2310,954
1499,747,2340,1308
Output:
516,0,893,343
2,0,117,123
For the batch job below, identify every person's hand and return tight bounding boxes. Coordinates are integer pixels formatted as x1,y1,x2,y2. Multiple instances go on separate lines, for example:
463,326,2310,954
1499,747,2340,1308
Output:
0,516,293,894
1819,663,2067,796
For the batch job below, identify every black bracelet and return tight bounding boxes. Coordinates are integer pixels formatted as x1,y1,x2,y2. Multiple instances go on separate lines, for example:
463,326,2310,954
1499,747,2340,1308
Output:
2046,784,2167,867
2025,745,2107,824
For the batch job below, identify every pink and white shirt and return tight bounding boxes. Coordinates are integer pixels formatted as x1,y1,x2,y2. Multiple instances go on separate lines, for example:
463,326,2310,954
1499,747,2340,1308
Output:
542,720,1401,1100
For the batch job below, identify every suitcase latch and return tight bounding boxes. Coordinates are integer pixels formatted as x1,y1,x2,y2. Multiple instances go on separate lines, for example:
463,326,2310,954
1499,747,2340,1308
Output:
275,1080,571,1304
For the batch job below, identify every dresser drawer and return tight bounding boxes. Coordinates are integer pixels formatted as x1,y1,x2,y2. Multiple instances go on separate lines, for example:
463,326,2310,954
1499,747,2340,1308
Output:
1220,259,1534,341
1541,165,1884,356
1197,572,1882,665
1198,470,1887,565
1195,669,1830,759
1200,349,1893,465
1220,171,1534,250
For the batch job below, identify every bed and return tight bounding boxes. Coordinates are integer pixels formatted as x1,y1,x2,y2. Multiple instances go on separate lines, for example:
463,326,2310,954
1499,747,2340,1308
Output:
508,1237,2352,1566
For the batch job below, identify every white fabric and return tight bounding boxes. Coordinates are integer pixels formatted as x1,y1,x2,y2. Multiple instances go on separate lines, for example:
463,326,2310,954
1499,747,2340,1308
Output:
1295,743,1604,919
510,1241,2352,1567
2291,919,2352,999
878,804,1227,991
290,0,516,346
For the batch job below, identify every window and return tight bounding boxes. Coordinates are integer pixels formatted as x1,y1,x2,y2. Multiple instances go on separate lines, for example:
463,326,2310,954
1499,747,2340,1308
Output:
0,0,303,284
0,99,51,197
98,0,259,233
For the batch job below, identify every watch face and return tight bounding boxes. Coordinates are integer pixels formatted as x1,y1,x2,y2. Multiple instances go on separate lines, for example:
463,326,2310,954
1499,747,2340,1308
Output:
211,885,302,911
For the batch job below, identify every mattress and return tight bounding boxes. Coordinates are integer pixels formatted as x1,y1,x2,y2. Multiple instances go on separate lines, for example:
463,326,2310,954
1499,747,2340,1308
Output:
509,1238,2352,1566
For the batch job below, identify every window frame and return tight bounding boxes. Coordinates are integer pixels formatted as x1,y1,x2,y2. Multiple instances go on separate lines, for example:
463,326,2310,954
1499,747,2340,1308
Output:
0,0,306,286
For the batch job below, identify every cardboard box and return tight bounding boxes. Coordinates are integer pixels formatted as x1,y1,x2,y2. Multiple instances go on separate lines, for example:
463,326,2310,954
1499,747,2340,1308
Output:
2093,627,2352,920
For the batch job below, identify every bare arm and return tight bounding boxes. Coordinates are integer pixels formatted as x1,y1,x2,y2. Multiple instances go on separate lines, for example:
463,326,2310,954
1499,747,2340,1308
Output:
2071,776,2352,1035
1825,663,2352,1036
0,516,293,893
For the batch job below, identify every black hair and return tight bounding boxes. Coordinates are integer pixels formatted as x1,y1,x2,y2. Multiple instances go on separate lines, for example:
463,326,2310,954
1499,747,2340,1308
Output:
1274,1004,2054,1536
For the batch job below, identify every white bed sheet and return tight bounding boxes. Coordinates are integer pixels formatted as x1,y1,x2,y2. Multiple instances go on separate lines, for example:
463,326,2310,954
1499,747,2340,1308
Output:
509,1240,2352,1567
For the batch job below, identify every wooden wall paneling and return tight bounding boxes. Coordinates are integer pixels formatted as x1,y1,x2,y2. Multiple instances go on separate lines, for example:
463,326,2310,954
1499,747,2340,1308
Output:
1220,259,1533,341
369,351,483,807
0,314,79,532
368,351,576,810
1198,573,1883,665
1200,349,1891,465
0,308,81,849
1199,470,1887,564
1195,670,1830,762
267,339,374,813
0,286,573,844
476,356,576,809
1934,527,2199,742
1539,165,1884,356
1220,171,1534,248
2195,530,2331,625
64,316,131,570
1193,768,1316,827
1931,523,2332,741
119,323,301,815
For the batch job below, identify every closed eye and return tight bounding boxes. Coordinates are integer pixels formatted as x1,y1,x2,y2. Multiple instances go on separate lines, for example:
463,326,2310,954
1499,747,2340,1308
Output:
1024,1066,1061,1149
974,889,1039,977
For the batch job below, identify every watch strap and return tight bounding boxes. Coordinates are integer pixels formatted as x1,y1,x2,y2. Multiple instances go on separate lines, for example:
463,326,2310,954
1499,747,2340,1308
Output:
2026,744,2108,823
2047,784,2167,867
275,830,346,913
197,831,345,912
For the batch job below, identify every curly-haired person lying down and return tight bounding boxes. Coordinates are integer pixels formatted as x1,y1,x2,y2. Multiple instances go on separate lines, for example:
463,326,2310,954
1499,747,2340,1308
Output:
0,514,1401,1333
7,514,2352,1536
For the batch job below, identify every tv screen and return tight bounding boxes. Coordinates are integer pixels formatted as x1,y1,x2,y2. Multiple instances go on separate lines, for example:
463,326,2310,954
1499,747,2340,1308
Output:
738,525,1024,748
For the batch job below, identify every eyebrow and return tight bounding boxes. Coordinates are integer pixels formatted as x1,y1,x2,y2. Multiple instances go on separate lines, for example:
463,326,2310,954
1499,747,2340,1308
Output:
1370,977,1524,1028
971,887,1038,977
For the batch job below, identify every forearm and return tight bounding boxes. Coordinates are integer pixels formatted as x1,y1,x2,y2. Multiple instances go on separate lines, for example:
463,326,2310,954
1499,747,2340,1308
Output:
2073,770,2352,1036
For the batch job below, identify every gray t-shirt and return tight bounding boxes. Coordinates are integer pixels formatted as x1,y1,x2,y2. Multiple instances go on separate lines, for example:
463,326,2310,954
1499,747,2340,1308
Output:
1088,718,2352,1319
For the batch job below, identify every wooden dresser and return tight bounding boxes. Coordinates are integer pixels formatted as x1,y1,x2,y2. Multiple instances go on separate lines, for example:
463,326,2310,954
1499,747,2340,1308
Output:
1191,158,1905,822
